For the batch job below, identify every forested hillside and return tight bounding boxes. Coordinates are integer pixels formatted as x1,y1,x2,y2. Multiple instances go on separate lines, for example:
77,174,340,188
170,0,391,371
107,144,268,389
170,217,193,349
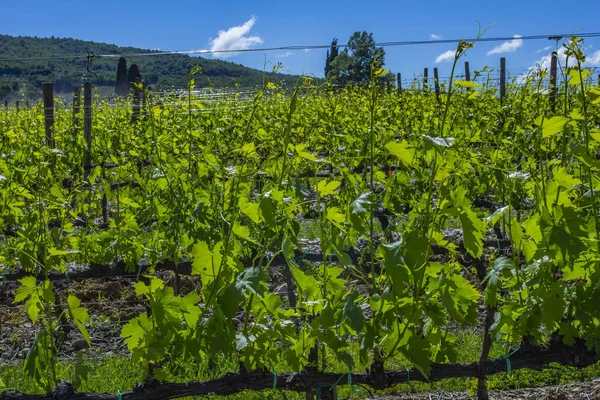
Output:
0,34,294,100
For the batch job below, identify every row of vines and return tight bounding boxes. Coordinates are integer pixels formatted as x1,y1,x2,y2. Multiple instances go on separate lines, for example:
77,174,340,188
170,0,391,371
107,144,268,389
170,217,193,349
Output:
1,37,600,399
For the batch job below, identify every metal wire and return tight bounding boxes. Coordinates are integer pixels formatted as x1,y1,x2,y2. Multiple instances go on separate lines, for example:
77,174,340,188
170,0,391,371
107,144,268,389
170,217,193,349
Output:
1,32,599,62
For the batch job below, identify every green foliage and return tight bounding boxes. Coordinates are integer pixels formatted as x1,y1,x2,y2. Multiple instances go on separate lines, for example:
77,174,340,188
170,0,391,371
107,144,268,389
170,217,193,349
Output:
326,31,386,84
3,36,600,397
324,38,339,78
67,295,91,346
72,352,91,389
14,277,54,324
120,277,201,364
385,140,415,167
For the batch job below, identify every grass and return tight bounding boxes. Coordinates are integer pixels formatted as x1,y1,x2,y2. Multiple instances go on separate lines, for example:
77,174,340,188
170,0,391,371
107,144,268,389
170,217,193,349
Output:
1,331,599,399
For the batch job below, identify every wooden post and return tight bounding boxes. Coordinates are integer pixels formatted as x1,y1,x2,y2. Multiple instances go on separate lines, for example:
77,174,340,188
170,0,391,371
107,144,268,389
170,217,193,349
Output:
500,57,506,100
3,100,7,108
396,73,402,92
434,67,441,101
423,68,429,91
43,83,55,148
549,52,558,112
465,62,471,82
15,101,19,113
83,82,92,181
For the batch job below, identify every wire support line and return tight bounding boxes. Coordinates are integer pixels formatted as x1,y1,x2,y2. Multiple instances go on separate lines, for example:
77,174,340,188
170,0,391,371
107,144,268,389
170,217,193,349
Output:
1,32,600,62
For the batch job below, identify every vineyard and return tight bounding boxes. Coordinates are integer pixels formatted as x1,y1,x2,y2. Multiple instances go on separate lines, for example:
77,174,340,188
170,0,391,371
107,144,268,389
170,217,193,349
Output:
1,37,600,399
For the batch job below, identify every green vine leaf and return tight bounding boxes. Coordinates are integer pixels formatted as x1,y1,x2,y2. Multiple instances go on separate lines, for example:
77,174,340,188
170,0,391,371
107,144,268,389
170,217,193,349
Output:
14,278,54,324
385,140,414,167
67,295,91,346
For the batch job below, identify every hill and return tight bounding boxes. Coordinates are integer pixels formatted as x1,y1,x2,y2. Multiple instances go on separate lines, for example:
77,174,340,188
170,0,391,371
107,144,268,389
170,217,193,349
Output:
0,34,297,101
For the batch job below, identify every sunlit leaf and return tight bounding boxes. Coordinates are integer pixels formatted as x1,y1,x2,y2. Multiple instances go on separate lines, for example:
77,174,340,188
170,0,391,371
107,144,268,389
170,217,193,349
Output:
385,140,414,167
454,80,483,88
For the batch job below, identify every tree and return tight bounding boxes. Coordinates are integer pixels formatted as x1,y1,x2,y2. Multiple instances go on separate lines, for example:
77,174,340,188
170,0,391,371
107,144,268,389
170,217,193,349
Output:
324,38,339,78
127,64,142,91
326,31,385,85
327,51,353,84
115,57,128,96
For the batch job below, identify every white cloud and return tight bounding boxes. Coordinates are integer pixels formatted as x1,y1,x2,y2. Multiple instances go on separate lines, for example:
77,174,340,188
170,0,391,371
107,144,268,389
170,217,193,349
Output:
587,50,600,66
304,49,311,53
435,50,455,63
210,16,263,58
276,51,295,58
430,34,442,40
487,35,523,55
536,46,551,53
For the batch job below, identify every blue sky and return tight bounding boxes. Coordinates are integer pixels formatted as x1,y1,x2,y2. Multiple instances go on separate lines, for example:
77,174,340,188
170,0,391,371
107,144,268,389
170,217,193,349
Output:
2,0,600,82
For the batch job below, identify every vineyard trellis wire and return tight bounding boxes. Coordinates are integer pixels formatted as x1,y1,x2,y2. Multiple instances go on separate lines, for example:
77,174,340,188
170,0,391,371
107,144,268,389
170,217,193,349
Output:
1,31,600,62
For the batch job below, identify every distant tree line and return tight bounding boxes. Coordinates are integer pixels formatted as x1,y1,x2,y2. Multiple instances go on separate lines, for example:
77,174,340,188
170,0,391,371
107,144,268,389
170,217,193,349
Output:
0,34,295,101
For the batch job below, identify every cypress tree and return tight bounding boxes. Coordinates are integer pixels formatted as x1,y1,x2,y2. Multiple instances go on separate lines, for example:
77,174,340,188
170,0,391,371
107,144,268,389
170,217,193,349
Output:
330,38,339,61
325,38,339,78
115,57,128,96
127,64,142,90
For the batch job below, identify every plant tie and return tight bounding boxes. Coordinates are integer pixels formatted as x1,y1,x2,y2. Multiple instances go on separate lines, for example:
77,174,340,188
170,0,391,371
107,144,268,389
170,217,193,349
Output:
330,372,345,391
296,251,307,265
135,263,143,282
406,367,413,387
117,389,122,400
330,372,361,395
498,346,520,375
273,370,277,390
315,387,322,400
